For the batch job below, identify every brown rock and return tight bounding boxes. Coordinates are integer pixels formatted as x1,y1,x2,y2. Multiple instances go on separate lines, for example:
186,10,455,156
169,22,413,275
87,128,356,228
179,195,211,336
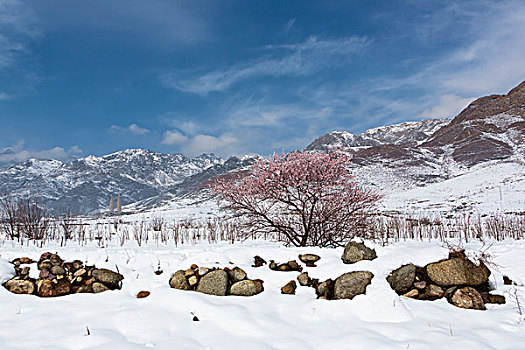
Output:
4,278,35,294
481,293,506,304
450,287,485,310
297,272,312,286
228,267,247,283
315,279,334,299
253,256,267,267
281,280,297,295
169,270,191,290
424,284,445,300
426,256,490,287
298,254,321,264
37,279,71,297
92,282,109,294
333,271,374,300
92,268,124,289
74,268,87,278
190,264,199,270
403,289,419,298
230,280,262,296
196,269,229,296
414,281,427,289
184,269,195,277
137,291,151,298
188,275,198,287
19,257,34,264
341,242,377,264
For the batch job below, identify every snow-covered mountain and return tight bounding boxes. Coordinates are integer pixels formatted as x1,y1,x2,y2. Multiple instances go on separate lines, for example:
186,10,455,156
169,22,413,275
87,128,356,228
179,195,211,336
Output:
0,149,228,214
306,118,449,150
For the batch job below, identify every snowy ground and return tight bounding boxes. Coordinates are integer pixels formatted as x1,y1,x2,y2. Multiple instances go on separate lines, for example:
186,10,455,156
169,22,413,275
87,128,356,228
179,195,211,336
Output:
380,161,525,214
1,238,524,349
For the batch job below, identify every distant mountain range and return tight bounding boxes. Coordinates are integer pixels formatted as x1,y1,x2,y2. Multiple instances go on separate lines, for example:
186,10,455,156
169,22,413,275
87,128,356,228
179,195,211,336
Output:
1,81,524,215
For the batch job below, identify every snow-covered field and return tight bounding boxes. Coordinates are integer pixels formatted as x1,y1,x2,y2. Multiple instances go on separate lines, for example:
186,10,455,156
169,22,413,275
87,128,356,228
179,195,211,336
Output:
1,238,524,349
381,161,525,214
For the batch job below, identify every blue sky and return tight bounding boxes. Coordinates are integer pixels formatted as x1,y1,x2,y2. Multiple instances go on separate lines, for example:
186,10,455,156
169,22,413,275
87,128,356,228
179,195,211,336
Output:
1,0,524,161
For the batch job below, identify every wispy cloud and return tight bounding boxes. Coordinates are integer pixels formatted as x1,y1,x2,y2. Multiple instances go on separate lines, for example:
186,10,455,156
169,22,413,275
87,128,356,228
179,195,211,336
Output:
162,36,370,95
110,123,150,135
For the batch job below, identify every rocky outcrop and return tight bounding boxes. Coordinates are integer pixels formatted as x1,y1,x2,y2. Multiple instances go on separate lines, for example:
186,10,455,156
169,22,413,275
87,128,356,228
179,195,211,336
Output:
341,242,377,264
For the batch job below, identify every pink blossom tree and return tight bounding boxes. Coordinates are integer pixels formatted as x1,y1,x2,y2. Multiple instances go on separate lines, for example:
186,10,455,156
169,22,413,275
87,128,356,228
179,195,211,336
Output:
213,150,380,247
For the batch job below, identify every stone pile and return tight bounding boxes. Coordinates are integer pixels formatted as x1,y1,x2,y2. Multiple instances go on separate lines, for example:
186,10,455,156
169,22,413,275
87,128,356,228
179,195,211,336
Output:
169,264,264,297
387,251,505,310
3,253,124,297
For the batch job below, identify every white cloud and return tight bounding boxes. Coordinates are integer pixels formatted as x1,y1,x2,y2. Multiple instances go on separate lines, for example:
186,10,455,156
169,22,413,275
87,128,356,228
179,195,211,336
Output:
162,36,370,95
419,94,474,119
0,141,82,163
0,92,8,100
161,130,187,145
161,129,239,157
181,134,238,157
110,123,150,135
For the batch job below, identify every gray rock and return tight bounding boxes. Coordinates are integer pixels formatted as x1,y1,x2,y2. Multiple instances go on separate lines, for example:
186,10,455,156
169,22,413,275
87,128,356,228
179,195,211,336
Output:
228,267,247,283
196,269,229,296
50,265,66,276
426,257,490,287
297,272,312,286
169,270,191,290
387,264,416,294
230,280,262,296
450,287,485,310
298,254,321,264
92,268,124,289
333,271,374,300
4,278,35,294
341,242,377,264
92,282,110,294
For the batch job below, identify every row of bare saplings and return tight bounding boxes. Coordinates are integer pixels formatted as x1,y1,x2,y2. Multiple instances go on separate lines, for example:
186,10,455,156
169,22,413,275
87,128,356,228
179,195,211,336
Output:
1,207,524,247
